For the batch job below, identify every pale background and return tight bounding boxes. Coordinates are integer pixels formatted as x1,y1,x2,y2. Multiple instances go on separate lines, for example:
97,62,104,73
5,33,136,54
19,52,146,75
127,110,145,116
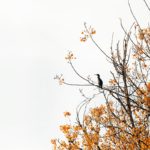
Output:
0,0,149,150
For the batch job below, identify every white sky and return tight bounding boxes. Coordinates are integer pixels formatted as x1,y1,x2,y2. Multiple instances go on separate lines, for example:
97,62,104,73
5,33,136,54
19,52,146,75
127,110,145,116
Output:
0,0,149,150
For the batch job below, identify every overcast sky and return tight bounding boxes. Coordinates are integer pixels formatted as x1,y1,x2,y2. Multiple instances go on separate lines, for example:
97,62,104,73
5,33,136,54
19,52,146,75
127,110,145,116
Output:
0,0,149,150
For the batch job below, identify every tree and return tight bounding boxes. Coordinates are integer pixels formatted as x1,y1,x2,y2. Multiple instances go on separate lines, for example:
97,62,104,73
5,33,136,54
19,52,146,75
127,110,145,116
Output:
52,1,150,149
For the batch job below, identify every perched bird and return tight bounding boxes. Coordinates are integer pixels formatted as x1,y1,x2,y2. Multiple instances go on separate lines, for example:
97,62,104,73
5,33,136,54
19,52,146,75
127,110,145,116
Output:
95,74,103,88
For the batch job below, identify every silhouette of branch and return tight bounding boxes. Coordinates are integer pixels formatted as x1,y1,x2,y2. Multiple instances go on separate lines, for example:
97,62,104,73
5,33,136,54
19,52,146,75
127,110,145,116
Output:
143,0,150,12
84,22,112,61
128,0,140,28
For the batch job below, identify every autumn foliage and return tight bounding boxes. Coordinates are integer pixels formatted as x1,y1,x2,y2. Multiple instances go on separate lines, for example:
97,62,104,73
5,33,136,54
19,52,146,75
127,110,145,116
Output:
52,1,150,150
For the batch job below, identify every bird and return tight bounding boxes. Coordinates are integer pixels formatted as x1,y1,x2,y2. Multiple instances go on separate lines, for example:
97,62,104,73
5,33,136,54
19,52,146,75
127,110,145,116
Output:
95,74,103,88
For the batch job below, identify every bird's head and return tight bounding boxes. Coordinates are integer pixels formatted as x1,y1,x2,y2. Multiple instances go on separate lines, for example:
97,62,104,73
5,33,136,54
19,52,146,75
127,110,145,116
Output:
95,74,100,77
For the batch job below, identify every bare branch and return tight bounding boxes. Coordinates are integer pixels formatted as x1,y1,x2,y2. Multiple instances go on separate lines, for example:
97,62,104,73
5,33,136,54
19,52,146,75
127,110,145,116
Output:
143,0,150,12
